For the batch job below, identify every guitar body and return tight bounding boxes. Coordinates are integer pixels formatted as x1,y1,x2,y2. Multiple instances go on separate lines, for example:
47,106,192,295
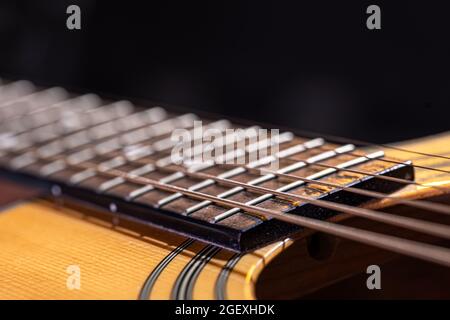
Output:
1,132,449,300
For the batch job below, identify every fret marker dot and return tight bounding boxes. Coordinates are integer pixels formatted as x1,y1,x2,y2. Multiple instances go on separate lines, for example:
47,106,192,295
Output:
51,185,62,197
109,203,117,213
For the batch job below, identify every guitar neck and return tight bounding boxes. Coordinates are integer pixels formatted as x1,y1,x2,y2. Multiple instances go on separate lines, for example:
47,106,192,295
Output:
0,81,427,251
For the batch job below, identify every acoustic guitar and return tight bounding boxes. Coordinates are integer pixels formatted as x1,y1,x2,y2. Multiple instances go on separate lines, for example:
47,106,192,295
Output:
0,79,449,300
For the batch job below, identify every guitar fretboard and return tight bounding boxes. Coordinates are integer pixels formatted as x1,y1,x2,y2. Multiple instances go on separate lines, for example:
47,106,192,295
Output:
0,80,413,251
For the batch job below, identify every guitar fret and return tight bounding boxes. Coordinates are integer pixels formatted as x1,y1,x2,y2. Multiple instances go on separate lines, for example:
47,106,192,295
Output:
0,80,35,108
67,149,96,165
37,141,64,158
40,159,67,176
69,156,126,185
98,157,126,171
128,163,155,177
91,162,153,193
98,177,126,192
124,145,154,161
9,152,37,170
95,138,121,155
127,171,185,200
69,168,96,184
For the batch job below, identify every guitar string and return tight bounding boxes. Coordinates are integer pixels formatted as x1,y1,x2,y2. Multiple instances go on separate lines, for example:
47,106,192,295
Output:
4,110,450,218
101,164,450,240
323,147,450,175
90,135,450,204
138,238,195,300
37,157,450,268
19,148,450,262
219,157,450,194
138,159,450,215
17,129,450,218
79,139,450,217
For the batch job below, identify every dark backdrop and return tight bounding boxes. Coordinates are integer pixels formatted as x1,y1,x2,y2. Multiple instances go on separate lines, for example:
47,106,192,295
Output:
1,1,449,143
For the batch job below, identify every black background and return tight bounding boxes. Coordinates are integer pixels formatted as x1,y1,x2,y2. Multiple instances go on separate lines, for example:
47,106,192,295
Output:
0,1,449,143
